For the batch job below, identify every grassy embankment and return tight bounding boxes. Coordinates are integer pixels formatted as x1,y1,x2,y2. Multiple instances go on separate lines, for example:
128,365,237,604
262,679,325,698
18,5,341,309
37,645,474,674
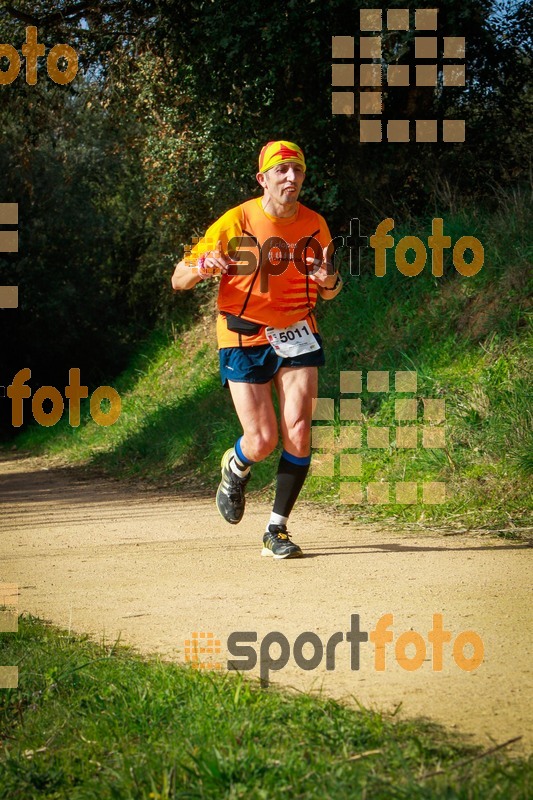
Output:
10,197,532,530
0,615,530,799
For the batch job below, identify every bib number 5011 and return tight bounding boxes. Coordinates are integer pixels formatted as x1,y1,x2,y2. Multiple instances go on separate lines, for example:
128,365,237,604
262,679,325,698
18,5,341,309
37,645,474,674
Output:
265,321,319,358
278,324,310,343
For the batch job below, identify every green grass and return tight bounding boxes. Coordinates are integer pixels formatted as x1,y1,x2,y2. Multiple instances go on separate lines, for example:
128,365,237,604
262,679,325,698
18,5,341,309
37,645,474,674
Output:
0,616,530,799
7,196,532,530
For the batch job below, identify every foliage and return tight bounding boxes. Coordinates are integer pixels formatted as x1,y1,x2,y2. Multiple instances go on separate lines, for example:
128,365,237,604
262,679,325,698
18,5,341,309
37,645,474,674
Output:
11,195,532,530
0,0,530,444
0,614,530,798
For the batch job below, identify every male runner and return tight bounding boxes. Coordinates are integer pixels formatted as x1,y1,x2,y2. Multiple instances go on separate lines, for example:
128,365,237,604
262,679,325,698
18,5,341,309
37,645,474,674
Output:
171,140,342,558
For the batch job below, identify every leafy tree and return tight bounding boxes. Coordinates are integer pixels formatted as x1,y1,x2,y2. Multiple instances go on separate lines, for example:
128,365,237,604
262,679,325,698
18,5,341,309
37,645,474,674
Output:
0,0,529,438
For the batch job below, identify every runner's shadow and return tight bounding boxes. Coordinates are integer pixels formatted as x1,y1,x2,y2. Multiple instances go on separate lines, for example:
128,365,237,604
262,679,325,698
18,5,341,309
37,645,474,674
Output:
306,541,532,556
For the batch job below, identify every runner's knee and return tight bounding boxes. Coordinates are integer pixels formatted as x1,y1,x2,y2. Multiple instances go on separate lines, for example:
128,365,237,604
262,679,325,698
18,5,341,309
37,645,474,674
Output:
245,429,278,461
283,418,311,456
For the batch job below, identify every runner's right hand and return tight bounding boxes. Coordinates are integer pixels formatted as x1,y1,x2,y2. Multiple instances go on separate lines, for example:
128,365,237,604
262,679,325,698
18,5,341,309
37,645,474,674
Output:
197,240,230,279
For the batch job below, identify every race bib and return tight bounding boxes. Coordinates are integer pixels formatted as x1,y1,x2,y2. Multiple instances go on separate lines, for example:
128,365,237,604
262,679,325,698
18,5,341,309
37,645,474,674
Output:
265,321,320,358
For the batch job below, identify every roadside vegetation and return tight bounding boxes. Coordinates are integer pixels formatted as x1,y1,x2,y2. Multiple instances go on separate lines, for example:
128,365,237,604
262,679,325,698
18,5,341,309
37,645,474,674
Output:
1,2,530,532
0,615,530,799
11,193,532,532
0,4,530,797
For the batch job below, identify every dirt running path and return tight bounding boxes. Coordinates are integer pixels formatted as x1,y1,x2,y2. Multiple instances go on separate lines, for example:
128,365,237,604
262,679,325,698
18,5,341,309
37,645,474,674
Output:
1,455,531,753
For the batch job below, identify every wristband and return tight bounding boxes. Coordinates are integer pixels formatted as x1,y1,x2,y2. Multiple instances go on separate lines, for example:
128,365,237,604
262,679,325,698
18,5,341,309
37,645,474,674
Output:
323,273,342,291
196,255,208,280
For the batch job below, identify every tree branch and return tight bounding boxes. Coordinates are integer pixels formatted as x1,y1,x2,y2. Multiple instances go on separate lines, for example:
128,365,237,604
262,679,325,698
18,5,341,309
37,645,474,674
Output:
4,4,40,25
420,736,523,780
3,2,131,29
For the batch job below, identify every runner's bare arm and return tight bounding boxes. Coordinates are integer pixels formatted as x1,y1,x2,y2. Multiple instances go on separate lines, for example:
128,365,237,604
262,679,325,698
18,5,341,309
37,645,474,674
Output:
315,267,343,299
171,259,204,290
171,240,230,291
306,253,343,300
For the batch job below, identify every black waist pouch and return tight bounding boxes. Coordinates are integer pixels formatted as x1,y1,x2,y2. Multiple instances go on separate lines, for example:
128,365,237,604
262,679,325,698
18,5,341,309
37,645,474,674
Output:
225,313,263,336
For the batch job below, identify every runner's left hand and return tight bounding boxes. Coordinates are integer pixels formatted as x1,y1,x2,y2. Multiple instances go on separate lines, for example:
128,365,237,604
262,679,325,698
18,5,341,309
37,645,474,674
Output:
306,249,337,288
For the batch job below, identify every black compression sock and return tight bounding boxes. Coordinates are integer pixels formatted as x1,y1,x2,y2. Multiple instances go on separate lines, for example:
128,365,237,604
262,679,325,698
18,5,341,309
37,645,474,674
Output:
272,450,311,518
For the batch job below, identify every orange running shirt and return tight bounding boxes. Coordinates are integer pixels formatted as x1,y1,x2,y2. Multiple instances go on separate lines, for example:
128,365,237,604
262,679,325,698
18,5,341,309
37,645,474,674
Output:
189,198,332,348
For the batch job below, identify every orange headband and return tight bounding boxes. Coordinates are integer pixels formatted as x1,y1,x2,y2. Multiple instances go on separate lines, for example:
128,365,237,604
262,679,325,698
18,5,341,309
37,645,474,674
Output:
258,140,306,173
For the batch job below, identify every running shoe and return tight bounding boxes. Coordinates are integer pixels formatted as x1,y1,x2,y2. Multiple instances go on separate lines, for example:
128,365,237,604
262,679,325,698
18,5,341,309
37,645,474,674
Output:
215,448,250,524
261,524,303,559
